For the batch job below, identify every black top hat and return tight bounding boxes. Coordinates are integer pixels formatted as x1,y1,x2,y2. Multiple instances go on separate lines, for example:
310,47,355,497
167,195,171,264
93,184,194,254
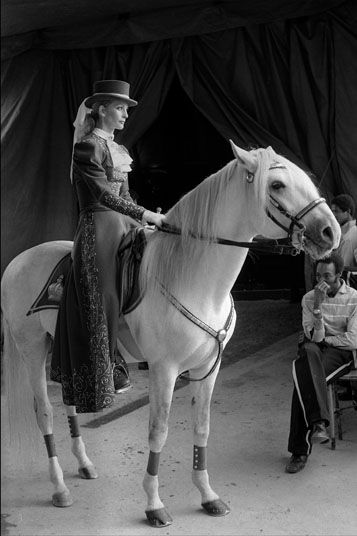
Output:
84,80,138,108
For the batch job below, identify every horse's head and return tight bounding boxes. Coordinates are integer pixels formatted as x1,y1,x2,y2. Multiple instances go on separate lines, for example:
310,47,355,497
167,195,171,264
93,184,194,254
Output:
230,141,341,260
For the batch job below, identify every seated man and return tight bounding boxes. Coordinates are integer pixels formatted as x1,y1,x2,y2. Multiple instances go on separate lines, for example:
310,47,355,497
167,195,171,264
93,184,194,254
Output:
286,252,357,474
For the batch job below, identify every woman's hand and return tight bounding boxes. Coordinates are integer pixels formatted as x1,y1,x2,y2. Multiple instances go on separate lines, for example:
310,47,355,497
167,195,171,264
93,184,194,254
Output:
142,210,166,228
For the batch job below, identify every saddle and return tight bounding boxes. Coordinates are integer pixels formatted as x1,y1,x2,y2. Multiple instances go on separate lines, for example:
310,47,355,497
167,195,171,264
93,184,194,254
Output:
27,227,147,316
117,226,147,314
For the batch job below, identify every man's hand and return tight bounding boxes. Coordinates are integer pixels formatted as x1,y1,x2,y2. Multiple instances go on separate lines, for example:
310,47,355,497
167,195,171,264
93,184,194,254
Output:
313,280,329,306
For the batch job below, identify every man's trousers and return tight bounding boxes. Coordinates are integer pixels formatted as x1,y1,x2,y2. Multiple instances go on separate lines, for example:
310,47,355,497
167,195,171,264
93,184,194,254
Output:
288,341,353,456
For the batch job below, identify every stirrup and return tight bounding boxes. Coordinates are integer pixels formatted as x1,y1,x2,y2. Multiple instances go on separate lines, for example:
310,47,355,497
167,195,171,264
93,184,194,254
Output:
114,364,129,380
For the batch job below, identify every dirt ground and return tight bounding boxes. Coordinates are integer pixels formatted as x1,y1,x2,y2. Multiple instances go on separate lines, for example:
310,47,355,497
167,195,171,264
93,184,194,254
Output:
221,299,301,368
2,301,356,536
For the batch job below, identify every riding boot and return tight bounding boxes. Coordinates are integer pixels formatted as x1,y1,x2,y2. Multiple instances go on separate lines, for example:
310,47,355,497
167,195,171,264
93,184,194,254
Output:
113,350,131,394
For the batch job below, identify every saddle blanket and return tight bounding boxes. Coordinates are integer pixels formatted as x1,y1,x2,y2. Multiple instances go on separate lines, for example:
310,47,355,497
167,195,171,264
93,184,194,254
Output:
27,252,71,316
26,227,147,317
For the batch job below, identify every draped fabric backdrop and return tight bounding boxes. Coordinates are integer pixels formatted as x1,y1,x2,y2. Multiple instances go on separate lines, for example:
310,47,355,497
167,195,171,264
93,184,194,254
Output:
1,0,357,274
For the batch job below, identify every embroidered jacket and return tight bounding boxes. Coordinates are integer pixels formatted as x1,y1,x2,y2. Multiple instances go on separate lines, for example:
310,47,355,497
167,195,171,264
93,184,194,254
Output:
72,132,145,221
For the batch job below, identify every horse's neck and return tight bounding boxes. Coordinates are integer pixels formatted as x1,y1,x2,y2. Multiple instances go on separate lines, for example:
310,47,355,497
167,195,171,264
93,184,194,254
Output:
180,185,256,308
157,163,260,312
192,244,250,307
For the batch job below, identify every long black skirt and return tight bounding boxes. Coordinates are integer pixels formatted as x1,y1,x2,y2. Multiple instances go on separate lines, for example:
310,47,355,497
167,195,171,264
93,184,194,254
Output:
51,209,138,413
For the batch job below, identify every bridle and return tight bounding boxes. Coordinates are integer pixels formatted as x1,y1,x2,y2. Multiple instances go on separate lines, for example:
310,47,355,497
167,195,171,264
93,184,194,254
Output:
264,164,327,252
265,194,326,253
158,166,327,256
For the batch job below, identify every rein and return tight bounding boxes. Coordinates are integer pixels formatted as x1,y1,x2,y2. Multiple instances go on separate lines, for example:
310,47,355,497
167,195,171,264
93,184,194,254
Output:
158,225,300,255
157,168,327,256
160,284,235,382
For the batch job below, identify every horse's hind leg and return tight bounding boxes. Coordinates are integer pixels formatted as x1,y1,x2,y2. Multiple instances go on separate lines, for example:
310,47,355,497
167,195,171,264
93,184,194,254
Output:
25,338,73,507
190,370,230,517
64,405,98,479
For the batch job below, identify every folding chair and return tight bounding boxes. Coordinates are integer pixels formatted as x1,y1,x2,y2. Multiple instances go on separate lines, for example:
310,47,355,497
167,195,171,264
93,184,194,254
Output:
327,369,357,449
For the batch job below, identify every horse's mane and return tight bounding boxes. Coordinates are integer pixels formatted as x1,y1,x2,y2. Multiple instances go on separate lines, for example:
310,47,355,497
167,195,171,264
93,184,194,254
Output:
140,147,274,307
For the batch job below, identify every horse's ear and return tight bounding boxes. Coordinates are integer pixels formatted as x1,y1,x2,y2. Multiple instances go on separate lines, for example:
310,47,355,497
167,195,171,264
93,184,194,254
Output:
229,140,258,173
266,145,278,158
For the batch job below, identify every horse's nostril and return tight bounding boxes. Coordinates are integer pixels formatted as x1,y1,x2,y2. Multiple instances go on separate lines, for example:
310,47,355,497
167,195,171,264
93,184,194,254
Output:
322,226,333,243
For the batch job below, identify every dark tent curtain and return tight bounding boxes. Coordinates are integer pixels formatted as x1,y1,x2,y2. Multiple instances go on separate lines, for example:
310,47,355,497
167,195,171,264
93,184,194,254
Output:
1,42,176,272
2,1,357,273
1,0,346,60
174,12,357,196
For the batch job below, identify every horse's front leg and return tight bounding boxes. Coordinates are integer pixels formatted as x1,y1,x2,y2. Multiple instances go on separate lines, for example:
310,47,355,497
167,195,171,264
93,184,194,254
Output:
64,405,98,479
143,365,176,528
190,366,230,517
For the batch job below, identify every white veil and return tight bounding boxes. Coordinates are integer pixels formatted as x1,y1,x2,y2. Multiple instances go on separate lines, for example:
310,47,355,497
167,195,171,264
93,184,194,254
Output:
70,99,94,182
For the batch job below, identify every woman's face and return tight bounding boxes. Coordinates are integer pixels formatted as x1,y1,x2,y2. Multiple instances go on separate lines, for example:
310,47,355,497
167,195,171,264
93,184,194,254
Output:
99,99,129,132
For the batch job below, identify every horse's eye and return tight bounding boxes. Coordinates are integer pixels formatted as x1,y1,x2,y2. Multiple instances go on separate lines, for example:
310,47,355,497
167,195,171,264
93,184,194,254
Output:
271,181,285,191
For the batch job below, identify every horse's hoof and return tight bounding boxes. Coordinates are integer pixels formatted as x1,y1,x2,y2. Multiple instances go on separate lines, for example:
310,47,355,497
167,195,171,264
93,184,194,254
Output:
52,491,73,507
78,465,98,479
145,507,173,527
201,499,230,517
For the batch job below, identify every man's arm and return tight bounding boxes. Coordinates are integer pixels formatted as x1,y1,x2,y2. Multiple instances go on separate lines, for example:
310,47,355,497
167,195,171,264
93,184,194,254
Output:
325,304,357,350
302,295,325,343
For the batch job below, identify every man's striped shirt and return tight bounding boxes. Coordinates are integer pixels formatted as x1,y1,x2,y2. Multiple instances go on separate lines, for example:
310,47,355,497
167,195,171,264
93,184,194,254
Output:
302,280,357,366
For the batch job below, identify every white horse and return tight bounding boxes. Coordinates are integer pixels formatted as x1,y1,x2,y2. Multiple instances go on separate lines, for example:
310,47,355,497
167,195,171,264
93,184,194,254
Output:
1,142,340,527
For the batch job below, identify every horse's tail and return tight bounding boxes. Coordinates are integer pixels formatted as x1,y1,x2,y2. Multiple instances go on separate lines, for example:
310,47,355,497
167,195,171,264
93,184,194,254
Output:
2,314,41,468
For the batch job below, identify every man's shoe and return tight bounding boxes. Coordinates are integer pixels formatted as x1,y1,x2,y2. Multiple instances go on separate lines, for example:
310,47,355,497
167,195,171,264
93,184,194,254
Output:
286,455,308,474
113,364,131,394
311,422,329,444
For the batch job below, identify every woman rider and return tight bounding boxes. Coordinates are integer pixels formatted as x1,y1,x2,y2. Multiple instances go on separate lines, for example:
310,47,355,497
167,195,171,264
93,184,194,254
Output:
51,80,165,413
